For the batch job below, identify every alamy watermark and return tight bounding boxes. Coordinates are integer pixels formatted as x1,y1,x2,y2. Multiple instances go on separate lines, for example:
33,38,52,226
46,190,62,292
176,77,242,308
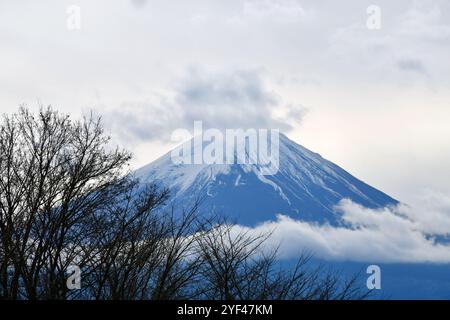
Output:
366,5,382,30
170,121,280,176
66,265,81,290
366,265,381,290
66,5,81,31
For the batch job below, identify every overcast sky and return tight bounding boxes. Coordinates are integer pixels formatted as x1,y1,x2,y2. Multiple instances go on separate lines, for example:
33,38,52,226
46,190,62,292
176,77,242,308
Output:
1,0,450,204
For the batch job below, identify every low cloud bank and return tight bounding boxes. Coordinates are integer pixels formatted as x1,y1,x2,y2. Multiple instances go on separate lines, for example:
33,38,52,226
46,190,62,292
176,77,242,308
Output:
234,192,450,263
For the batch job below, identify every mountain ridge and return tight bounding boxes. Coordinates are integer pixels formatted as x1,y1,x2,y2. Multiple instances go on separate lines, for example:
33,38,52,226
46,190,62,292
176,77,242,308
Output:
134,133,398,225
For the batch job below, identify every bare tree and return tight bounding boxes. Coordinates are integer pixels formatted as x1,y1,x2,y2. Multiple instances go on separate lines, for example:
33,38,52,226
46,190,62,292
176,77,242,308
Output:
195,222,370,300
0,106,369,301
0,106,130,299
82,189,207,300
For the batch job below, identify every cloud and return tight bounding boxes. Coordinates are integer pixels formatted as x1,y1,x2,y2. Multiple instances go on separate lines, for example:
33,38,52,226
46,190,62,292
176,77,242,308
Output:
241,0,312,23
397,3,450,41
104,67,306,144
102,96,178,144
397,58,427,74
130,0,148,9
232,192,450,263
328,1,450,84
400,190,450,236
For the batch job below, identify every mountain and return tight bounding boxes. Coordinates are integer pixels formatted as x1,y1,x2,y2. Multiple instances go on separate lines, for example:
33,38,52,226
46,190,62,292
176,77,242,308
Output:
134,133,398,225
132,133,450,300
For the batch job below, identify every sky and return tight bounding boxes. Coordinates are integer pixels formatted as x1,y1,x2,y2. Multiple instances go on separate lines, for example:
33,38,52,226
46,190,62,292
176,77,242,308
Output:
1,0,450,206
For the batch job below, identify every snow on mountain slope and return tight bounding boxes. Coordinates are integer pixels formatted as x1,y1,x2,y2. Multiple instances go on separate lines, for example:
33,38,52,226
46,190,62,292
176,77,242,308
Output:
134,133,398,225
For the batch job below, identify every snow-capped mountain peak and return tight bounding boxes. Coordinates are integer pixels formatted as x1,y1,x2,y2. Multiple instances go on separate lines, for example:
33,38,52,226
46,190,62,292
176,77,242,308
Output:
134,133,397,225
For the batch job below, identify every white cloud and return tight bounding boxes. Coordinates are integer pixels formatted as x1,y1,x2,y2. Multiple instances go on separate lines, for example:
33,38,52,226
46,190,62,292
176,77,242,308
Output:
233,192,450,263
400,190,450,236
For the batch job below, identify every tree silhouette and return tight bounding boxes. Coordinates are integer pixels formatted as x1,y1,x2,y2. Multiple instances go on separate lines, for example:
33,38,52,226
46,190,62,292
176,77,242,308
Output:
0,106,369,300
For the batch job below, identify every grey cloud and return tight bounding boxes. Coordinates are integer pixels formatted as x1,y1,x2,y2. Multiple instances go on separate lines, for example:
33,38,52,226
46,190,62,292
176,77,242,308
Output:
174,68,290,130
105,68,305,143
130,0,148,9
397,59,427,74
103,99,177,144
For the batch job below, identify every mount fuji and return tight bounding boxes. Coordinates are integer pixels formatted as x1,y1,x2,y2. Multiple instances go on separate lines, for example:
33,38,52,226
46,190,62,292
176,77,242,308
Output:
134,133,398,225
133,133,450,299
